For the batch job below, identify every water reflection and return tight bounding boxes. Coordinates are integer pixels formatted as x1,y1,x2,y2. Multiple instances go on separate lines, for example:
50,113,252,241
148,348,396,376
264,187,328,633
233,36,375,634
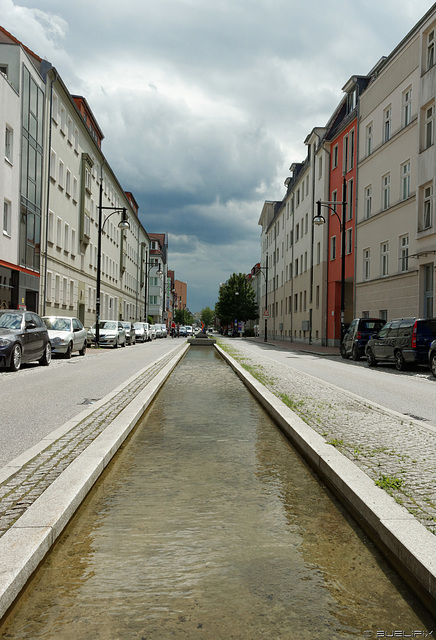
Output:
1,348,434,639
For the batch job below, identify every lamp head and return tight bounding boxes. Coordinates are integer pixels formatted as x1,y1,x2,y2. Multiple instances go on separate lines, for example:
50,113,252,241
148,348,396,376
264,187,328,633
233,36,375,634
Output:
118,208,130,230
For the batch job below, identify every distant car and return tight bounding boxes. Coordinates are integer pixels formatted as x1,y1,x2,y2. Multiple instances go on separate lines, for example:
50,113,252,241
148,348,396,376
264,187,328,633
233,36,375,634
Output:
340,317,386,361
149,325,156,340
0,309,51,372
178,325,187,337
154,324,163,338
87,320,126,348
121,321,136,345
160,324,168,338
185,325,193,336
42,316,87,358
429,340,436,378
366,317,436,370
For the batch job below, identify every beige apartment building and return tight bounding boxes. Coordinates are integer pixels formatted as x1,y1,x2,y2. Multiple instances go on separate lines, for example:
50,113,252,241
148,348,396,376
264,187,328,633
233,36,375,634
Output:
356,7,436,320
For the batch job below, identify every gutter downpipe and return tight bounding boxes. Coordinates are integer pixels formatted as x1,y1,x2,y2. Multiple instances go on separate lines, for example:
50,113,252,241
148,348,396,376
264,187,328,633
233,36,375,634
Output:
42,67,57,316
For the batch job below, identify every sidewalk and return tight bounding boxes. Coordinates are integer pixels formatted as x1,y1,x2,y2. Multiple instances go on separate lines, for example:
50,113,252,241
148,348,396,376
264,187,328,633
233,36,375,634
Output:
243,335,340,357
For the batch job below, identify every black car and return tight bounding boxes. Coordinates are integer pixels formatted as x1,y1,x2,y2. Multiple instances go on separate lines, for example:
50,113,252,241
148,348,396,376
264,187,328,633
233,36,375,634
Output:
340,317,386,361
0,309,52,372
365,317,436,371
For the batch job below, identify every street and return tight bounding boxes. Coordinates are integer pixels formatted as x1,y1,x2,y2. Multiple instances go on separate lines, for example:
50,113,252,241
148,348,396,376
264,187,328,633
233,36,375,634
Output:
0,339,181,469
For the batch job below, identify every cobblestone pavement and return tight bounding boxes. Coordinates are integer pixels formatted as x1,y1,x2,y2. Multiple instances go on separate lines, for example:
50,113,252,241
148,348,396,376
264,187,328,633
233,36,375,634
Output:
0,345,185,538
218,338,436,535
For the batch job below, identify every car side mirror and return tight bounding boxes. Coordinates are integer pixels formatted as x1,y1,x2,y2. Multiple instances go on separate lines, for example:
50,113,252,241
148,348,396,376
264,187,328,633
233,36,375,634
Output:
25,321,36,329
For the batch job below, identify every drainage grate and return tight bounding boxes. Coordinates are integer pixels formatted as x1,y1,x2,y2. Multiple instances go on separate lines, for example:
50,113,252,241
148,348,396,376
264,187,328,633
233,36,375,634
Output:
80,398,100,405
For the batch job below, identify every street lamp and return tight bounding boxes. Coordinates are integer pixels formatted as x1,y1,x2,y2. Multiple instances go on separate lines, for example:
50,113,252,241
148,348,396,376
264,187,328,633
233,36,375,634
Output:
95,206,130,345
143,252,163,323
255,255,269,342
314,176,347,343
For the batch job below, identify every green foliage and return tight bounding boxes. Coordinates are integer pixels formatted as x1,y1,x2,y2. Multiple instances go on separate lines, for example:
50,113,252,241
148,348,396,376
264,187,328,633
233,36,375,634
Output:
215,273,258,326
200,306,215,327
375,475,404,491
174,308,193,325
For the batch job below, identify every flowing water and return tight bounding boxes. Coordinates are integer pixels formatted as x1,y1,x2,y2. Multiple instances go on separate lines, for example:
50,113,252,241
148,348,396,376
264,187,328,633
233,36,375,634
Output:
1,348,434,639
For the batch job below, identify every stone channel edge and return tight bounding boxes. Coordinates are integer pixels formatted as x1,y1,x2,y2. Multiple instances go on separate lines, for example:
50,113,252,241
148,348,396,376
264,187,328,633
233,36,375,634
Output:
214,344,436,615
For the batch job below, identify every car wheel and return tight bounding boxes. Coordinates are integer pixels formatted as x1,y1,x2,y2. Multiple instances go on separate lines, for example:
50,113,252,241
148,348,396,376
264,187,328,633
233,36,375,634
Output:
366,348,377,367
9,343,22,371
340,343,348,359
113,338,118,349
39,343,52,366
79,342,86,356
351,345,360,361
395,350,407,371
430,352,436,378
64,342,73,359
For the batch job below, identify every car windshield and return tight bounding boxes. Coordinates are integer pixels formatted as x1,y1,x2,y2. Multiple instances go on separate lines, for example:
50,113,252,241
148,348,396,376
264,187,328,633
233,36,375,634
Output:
0,312,22,330
134,323,143,329
361,320,385,331
43,317,72,331
122,323,130,329
99,321,117,330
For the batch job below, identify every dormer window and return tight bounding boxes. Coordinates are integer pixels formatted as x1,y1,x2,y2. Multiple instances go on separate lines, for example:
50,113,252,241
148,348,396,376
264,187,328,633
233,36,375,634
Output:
347,88,357,113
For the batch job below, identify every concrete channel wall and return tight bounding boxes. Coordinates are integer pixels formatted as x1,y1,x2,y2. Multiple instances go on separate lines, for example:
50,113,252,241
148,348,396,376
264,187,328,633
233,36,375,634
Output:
214,344,436,614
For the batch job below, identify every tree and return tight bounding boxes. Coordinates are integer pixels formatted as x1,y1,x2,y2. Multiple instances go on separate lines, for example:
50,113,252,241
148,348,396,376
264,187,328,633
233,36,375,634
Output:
174,308,193,325
200,306,215,328
215,273,258,327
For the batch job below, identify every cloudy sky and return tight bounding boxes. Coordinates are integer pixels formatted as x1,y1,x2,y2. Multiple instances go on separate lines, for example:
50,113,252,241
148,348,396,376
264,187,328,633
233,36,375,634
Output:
1,0,433,311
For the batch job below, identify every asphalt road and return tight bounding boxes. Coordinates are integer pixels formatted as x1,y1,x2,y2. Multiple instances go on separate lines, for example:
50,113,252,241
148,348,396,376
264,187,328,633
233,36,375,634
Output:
229,338,436,427
0,338,182,469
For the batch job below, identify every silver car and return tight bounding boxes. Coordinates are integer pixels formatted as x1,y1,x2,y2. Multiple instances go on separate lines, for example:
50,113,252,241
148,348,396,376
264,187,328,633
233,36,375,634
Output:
42,316,87,358
87,320,126,348
121,321,136,345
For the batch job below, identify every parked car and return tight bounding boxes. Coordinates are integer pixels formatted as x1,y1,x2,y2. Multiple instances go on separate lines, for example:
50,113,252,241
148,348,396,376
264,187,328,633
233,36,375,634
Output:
178,325,187,337
429,340,436,378
160,324,168,338
42,316,87,358
365,317,436,371
149,325,156,340
340,317,386,361
133,322,149,343
185,325,193,336
121,321,136,345
0,309,51,372
87,320,126,348
154,324,163,338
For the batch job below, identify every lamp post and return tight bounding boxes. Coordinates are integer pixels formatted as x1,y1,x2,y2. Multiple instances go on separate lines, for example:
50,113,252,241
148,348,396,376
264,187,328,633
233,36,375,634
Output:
255,254,269,342
143,251,163,323
314,176,347,343
95,206,130,345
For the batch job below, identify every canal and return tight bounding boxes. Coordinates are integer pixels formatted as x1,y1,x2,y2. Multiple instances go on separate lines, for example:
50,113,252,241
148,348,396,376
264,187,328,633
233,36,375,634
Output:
0,347,434,638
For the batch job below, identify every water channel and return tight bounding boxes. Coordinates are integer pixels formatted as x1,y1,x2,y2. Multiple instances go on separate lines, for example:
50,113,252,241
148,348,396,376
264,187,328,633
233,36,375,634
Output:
1,348,434,638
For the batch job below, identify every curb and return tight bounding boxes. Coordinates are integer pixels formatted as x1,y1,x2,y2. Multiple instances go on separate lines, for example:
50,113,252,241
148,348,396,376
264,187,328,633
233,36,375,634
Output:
215,344,436,613
0,343,190,620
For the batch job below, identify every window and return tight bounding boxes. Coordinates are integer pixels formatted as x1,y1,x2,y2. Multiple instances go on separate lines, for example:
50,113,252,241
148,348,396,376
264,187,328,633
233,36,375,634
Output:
56,217,62,248
332,144,338,168
346,228,352,255
331,190,337,213
423,184,433,229
364,185,372,219
318,156,322,179
3,199,11,235
343,135,349,172
382,174,390,210
4,126,13,162
401,161,411,200
330,236,336,260
85,167,92,192
52,92,58,124
403,87,412,126
424,264,434,318
349,129,355,170
58,160,64,189
381,242,389,277
366,122,373,156
400,235,409,272
383,106,392,143
60,104,66,134
428,29,435,70
347,179,354,219
425,104,434,148
66,169,71,195
64,223,69,253
50,149,57,180
0,64,8,78
363,248,370,281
